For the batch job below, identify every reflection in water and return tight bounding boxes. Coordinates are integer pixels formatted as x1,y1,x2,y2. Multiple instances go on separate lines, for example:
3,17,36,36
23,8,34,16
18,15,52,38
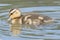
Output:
10,23,21,36
10,23,38,36
10,21,42,36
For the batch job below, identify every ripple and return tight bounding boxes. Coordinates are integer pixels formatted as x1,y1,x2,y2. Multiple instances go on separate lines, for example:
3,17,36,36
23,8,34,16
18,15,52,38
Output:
20,6,60,12
0,4,11,6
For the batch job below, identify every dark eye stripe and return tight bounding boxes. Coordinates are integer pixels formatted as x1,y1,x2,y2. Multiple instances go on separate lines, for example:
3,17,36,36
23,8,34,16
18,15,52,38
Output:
9,10,16,16
9,9,15,12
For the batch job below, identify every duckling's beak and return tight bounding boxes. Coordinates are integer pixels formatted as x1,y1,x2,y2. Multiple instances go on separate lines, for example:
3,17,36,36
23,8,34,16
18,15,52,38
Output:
8,17,12,21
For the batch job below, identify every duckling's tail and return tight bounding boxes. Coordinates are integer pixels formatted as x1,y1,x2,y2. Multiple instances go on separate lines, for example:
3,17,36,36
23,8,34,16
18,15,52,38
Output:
43,18,54,23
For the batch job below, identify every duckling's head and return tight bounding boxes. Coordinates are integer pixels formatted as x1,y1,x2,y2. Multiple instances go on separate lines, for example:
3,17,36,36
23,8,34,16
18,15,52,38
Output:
8,8,21,21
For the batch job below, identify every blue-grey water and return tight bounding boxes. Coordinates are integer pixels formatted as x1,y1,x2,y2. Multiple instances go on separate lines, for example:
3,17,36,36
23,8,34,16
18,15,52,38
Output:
0,0,60,40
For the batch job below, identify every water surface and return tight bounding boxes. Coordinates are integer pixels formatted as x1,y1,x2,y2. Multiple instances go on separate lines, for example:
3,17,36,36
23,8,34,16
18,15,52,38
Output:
0,0,60,40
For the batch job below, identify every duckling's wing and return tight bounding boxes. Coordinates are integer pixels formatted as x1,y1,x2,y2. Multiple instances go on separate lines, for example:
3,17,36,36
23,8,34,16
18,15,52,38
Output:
24,13,51,19
24,14,41,19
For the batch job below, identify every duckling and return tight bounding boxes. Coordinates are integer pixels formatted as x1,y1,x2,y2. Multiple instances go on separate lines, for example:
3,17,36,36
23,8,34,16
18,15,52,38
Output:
8,8,54,25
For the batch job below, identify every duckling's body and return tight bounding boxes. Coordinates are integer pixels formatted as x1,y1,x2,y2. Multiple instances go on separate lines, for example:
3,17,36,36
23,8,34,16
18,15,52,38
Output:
8,9,53,25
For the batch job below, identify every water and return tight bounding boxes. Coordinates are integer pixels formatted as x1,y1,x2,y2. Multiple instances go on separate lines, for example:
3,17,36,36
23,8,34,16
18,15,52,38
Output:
0,0,60,40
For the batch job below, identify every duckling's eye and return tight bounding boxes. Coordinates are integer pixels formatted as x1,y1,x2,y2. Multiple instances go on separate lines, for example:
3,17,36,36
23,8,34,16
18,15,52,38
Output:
10,13,13,15
9,13,13,16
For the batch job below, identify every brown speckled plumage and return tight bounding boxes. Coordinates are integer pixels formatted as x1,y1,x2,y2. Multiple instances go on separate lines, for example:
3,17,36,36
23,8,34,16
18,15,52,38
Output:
8,9,53,25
